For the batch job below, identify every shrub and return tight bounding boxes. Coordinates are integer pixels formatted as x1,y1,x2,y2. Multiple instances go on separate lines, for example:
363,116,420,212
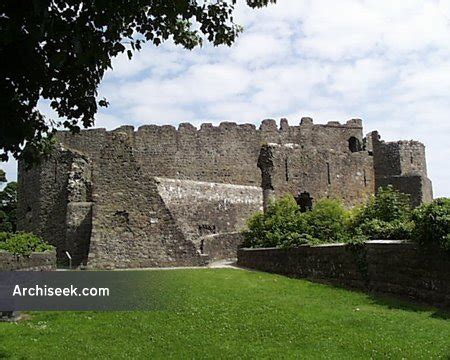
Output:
355,219,413,240
242,195,309,248
0,210,13,232
242,186,449,251
345,230,369,246
412,198,450,251
355,185,411,222
0,232,54,256
242,196,350,248
349,186,413,240
0,231,10,243
303,199,350,243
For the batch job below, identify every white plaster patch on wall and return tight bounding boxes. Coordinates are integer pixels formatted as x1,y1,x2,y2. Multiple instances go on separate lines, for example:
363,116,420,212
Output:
155,177,263,205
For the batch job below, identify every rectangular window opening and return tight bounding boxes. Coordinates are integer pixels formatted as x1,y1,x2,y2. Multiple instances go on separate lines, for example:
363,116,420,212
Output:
285,157,289,182
326,162,331,185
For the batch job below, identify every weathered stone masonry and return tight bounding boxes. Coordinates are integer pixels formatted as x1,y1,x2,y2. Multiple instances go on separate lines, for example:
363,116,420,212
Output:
0,250,56,271
16,118,432,268
238,242,449,308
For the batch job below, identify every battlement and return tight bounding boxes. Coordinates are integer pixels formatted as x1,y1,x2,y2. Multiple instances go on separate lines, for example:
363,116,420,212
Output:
59,117,364,139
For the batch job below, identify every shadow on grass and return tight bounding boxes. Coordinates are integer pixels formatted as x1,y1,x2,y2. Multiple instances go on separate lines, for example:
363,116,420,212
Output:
298,274,449,318
0,351,11,359
236,264,450,320
311,278,450,320
363,291,450,320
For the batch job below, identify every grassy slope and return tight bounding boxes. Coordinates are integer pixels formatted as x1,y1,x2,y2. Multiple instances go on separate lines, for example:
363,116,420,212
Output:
0,268,449,359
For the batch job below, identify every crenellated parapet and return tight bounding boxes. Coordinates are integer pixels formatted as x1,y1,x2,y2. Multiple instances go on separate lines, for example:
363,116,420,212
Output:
57,117,363,139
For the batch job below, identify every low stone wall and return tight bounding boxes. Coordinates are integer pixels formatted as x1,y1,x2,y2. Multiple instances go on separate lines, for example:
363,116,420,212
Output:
201,232,244,261
0,250,57,271
238,241,450,308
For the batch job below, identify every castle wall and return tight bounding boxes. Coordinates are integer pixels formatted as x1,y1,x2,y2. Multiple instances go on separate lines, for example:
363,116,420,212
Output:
133,122,269,186
56,128,108,160
258,119,374,207
274,146,373,207
376,175,433,207
155,177,263,246
63,154,93,267
200,232,245,261
397,141,428,176
17,148,75,263
86,130,204,268
54,118,365,184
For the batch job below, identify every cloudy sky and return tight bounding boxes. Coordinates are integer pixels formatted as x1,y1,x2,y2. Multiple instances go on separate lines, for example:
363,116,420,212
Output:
2,0,450,197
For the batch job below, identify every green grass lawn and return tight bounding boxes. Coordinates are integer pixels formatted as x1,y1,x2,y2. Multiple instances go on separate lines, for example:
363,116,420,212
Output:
1,268,449,359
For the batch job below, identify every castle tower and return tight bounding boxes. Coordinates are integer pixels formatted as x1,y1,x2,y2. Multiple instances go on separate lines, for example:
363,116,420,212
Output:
258,118,375,209
369,131,433,206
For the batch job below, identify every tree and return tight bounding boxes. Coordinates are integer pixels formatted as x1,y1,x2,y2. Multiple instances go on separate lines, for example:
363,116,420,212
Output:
0,0,276,164
0,181,17,232
0,169,5,183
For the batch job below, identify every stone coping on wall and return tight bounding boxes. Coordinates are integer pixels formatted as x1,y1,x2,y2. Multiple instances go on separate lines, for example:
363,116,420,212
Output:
237,241,449,308
0,250,57,271
240,239,411,251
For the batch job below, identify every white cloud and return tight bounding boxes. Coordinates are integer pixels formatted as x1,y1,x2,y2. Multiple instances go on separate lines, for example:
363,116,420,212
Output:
94,113,125,130
327,59,395,101
230,32,290,66
296,0,450,60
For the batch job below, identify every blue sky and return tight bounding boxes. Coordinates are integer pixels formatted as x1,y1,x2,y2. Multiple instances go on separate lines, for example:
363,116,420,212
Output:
2,0,449,197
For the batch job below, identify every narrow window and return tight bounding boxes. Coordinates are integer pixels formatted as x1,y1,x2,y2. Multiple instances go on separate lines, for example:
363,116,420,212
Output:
285,157,289,182
54,159,58,182
363,169,367,187
326,162,331,185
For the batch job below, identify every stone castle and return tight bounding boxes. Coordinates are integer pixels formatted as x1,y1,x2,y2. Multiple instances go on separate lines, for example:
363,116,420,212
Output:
16,117,433,268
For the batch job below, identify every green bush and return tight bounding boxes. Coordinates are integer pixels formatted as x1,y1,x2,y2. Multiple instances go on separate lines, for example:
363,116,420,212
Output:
0,232,54,256
0,231,10,243
349,186,413,240
412,198,450,250
242,186,449,251
345,230,369,246
354,218,414,240
303,199,350,244
353,185,411,222
242,196,351,248
242,195,309,248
